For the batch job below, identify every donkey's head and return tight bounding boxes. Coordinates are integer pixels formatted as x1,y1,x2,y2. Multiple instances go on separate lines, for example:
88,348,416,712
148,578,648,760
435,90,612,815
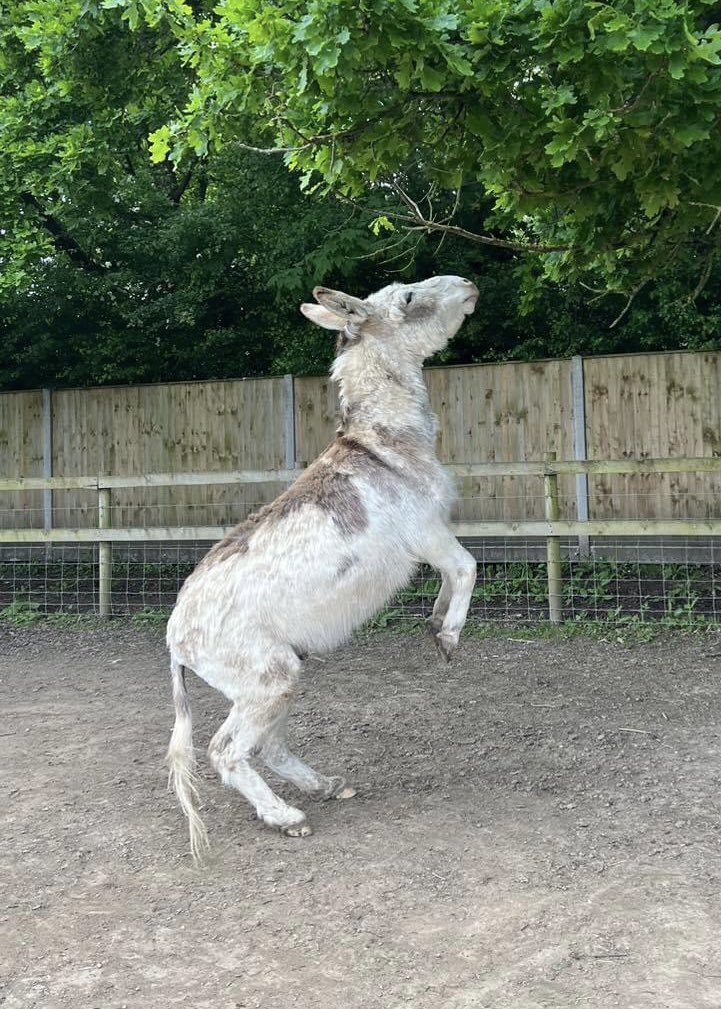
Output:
300,275,478,361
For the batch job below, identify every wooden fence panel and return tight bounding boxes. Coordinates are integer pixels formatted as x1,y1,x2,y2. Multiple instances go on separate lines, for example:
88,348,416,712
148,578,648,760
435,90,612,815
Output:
52,378,289,528
583,352,721,519
0,391,44,529
293,374,339,466
2,349,721,532
425,360,576,520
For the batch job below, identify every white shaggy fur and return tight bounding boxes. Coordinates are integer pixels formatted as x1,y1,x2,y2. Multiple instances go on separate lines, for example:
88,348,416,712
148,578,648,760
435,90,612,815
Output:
166,275,479,858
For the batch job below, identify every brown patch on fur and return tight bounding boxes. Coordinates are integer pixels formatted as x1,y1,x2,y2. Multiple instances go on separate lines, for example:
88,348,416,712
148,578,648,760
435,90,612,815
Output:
372,423,424,451
200,437,387,570
382,366,406,388
198,506,270,568
336,553,357,578
175,672,192,717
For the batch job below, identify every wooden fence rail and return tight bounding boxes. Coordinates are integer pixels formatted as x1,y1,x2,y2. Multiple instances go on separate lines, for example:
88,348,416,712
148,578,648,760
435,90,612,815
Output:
2,458,721,621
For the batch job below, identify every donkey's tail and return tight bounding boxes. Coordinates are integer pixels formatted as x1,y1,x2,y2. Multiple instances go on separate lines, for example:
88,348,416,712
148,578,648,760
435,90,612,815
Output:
166,656,210,862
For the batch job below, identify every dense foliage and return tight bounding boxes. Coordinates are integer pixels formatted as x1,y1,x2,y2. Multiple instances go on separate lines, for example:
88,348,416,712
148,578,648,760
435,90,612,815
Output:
2,1,721,391
144,0,721,296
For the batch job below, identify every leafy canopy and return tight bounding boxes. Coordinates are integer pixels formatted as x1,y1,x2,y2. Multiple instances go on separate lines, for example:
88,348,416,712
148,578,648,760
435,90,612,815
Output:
139,0,721,296
3,0,721,392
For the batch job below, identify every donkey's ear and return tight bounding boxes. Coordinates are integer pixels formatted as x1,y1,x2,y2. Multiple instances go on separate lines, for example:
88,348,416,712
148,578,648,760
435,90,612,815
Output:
299,303,347,330
312,286,370,323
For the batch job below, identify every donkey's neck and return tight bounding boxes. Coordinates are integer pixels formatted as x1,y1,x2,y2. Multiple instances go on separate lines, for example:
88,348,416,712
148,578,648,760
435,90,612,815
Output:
331,340,437,448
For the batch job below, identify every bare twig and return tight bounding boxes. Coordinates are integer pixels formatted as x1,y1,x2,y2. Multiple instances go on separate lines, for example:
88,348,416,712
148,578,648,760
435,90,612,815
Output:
610,72,658,115
689,243,717,302
609,280,647,328
589,952,631,959
391,181,425,223
235,141,313,155
380,205,568,253
616,727,657,735
689,201,721,235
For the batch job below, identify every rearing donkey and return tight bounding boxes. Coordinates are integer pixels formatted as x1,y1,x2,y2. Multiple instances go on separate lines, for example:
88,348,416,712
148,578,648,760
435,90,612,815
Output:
166,275,479,858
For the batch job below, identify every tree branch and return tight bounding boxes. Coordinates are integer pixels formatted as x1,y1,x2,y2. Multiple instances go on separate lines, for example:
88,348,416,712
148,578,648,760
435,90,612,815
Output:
609,279,647,328
689,243,717,302
378,198,568,254
19,193,105,274
689,201,721,235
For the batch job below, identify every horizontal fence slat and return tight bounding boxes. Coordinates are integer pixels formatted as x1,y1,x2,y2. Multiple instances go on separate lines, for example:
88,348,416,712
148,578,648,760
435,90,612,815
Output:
3,457,721,494
0,477,100,491
4,519,721,543
0,470,298,492
96,469,298,489
449,457,721,477
0,526,232,542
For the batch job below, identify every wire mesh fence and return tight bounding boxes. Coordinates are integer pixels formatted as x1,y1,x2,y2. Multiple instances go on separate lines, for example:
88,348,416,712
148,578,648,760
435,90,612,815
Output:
2,538,721,628
2,463,721,628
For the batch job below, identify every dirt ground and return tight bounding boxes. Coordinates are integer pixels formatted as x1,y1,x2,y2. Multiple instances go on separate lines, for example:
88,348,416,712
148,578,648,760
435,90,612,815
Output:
1,623,721,1009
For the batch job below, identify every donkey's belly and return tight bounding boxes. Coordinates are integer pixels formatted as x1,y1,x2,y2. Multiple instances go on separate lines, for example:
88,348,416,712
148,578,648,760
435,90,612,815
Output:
270,550,418,654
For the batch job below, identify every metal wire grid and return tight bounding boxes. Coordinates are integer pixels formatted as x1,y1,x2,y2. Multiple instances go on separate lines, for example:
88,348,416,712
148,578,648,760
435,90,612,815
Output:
2,481,721,622
2,538,719,625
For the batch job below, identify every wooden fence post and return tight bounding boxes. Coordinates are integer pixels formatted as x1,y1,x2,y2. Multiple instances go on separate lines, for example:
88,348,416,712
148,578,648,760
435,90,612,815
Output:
543,452,563,624
98,487,112,617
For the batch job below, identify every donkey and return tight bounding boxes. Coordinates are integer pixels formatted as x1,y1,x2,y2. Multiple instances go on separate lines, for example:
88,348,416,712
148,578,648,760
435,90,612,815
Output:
165,275,479,859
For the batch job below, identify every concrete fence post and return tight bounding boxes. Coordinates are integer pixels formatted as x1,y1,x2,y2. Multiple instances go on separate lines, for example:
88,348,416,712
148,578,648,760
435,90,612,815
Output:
42,388,53,539
284,374,296,471
98,487,112,617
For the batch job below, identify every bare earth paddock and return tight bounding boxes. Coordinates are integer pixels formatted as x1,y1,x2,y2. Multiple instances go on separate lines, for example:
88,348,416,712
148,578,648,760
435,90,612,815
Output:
2,624,720,1009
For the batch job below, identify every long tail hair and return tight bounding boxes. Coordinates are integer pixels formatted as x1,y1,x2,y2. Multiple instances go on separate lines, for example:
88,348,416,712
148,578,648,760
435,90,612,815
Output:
166,657,210,862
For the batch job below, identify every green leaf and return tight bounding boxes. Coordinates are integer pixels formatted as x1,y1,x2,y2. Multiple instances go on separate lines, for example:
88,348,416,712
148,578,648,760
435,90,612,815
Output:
669,52,688,79
444,50,473,76
149,124,172,162
675,123,709,147
610,148,635,181
628,25,661,52
370,214,395,236
420,64,445,91
638,180,680,218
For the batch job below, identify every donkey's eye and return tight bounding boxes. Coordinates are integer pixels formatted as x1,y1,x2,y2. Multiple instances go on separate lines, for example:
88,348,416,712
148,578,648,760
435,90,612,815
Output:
404,291,414,305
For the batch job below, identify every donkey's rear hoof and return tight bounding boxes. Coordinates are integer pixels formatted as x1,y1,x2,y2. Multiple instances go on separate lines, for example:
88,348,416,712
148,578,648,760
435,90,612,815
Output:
282,820,313,838
310,775,356,801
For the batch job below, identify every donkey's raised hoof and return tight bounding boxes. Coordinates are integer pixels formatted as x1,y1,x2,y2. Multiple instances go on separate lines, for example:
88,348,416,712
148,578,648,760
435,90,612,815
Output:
281,820,313,838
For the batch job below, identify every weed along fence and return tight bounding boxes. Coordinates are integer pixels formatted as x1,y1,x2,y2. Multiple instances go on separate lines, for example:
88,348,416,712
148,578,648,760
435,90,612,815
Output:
2,457,721,626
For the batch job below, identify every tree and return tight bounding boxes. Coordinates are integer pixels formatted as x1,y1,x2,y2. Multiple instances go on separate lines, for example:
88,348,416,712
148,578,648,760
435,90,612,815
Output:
140,0,721,306
0,0,386,387
3,0,721,393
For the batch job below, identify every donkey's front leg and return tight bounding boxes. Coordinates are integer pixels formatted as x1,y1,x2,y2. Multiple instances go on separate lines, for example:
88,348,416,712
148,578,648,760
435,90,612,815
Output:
419,524,477,662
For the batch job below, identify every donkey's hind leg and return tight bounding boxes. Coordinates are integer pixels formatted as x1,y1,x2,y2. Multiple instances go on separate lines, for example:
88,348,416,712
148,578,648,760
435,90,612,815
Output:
208,648,311,836
261,722,356,801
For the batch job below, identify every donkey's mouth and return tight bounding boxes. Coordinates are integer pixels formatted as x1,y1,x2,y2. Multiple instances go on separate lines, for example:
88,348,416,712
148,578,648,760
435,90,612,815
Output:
462,292,479,314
